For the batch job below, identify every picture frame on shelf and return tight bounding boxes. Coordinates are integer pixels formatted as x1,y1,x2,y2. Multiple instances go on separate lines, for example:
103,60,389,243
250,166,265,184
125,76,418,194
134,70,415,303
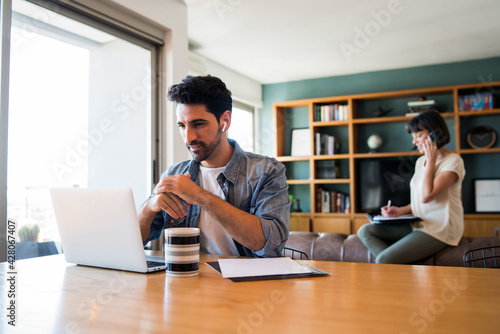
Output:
291,128,311,156
474,179,500,213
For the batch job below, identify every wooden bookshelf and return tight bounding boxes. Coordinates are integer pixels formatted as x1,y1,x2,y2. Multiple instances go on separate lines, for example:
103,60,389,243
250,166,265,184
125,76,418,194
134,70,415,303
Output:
274,82,500,237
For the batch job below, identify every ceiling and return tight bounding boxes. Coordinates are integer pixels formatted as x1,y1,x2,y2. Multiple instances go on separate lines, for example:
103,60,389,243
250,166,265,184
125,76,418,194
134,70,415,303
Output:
185,0,500,84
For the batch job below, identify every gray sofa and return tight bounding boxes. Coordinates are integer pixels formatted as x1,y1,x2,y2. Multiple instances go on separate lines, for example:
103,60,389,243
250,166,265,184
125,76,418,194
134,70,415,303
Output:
285,231,500,266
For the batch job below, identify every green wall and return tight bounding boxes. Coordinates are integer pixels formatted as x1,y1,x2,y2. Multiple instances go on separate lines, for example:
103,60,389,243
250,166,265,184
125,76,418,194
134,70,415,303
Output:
261,56,500,213
261,56,500,156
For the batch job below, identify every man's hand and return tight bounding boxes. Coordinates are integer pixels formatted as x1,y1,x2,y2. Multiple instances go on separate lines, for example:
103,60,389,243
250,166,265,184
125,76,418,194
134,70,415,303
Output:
148,192,189,219
154,174,204,207
148,174,197,219
138,181,190,242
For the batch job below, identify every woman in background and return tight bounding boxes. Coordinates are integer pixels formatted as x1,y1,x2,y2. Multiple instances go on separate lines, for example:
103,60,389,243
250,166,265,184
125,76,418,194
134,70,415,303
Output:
357,111,465,264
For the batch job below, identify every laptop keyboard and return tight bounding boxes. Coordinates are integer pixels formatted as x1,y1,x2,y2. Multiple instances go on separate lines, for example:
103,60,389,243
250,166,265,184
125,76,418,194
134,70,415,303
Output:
147,261,165,268
145,255,165,268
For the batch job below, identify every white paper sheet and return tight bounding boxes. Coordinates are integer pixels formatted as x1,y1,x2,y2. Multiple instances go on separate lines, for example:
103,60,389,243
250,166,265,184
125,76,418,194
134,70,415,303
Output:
217,257,312,278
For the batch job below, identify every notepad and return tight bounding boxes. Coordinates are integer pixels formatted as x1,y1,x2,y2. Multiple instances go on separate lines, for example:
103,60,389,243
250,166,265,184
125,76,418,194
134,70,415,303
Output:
366,213,422,224
206,258,330,282
219,258,311,278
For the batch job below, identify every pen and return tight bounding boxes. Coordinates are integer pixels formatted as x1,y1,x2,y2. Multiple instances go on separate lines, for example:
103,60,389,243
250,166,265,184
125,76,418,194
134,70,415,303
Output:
387,200,391,209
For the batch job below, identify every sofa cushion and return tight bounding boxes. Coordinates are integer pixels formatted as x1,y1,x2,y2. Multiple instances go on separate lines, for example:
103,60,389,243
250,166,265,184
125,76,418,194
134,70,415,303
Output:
313,233,347,261
284,231,320,260
285,231,500,267
342,234,373,263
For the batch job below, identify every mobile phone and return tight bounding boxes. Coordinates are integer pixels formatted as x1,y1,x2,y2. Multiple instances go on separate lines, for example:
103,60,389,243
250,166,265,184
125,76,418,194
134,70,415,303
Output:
429,132,435,142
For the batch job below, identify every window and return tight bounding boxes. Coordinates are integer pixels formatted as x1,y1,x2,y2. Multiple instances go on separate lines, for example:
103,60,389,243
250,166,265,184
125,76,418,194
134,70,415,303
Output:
3,0,161,259
229,101,256,153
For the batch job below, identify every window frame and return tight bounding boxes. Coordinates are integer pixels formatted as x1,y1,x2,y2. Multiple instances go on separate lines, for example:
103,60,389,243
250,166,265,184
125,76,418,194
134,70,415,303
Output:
0,0,164,261
0,0,13,262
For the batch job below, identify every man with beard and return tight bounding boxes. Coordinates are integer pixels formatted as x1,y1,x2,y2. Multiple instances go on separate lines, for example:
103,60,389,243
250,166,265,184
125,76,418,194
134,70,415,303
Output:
138,75,290,257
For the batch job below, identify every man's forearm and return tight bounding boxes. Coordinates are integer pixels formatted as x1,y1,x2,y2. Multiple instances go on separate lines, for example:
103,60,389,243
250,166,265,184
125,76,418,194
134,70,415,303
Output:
137,199,158,243
198,190,266,251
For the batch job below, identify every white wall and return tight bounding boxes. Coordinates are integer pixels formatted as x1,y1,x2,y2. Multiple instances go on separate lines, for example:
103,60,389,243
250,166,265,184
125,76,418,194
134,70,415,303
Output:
88,38,151,206
205,58,262,108
112,0,190,169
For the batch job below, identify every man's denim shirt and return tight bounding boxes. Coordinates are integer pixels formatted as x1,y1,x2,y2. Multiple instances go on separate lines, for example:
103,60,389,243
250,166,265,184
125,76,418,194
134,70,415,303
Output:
145,140,290,257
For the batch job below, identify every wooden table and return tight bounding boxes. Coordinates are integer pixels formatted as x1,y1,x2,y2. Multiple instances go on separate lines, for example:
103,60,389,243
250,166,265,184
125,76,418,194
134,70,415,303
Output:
1,253,499,333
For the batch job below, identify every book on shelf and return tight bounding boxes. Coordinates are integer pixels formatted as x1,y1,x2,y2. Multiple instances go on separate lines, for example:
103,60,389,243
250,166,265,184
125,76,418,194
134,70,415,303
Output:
337,192,342,213
345,195,351,213
407,100,436,107
406,99,438,115
322,191,330,213
315,189,350,213
314,104,349,122
314,132,340,155
458,92,494,111
315,188,322,213
330,191,337,213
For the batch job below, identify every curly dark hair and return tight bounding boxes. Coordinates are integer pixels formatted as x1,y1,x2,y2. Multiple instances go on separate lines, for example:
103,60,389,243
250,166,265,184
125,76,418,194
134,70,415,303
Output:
167,75,232,122
406,111,450,149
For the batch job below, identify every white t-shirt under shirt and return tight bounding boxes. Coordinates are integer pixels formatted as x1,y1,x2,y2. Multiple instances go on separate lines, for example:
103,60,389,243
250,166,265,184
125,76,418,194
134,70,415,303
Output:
410,153,466,246
198,165,239,256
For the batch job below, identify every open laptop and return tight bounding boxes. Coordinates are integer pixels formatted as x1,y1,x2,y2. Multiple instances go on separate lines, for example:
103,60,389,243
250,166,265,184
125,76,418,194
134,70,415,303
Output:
50,188,166,273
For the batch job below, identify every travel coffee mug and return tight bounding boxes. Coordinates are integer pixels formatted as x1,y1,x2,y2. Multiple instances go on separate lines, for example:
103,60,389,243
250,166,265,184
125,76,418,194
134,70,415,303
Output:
164,227,200,277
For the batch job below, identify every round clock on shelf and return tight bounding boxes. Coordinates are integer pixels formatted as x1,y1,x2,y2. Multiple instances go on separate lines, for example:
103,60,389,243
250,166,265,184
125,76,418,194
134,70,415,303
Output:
467,126,496,149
